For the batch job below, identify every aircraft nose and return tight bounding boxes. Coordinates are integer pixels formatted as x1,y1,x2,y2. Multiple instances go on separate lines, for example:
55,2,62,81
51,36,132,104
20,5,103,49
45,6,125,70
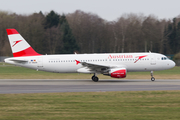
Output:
172,60,176,67
170,60,176,68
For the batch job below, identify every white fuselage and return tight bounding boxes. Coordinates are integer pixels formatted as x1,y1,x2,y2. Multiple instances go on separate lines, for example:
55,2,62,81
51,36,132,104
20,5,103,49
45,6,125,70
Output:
5,52,175,73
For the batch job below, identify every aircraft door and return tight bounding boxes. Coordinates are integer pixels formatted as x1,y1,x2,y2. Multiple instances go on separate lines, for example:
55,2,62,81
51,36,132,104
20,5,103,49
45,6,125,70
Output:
37,57,43,68
150,54,156,65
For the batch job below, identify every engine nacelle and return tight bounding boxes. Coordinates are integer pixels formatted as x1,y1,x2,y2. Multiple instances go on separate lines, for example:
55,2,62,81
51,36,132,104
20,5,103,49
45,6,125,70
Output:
104,68,126,78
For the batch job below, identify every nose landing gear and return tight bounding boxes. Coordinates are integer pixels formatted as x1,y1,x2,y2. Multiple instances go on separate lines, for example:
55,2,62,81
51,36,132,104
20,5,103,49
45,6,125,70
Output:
151,71,155,81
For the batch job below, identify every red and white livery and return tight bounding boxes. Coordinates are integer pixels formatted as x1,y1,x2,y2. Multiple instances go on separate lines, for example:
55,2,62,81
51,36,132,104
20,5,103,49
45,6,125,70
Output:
5,29,176,82
6,29,40,57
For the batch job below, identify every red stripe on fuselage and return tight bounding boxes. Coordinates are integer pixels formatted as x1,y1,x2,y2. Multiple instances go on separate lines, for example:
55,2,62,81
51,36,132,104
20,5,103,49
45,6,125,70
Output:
13,47,41,57
6,29,19,35
134,55,147,63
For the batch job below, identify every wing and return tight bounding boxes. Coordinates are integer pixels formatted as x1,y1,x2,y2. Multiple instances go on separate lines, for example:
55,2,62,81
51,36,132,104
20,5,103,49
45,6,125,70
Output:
76,60,126,73
80,62,110,73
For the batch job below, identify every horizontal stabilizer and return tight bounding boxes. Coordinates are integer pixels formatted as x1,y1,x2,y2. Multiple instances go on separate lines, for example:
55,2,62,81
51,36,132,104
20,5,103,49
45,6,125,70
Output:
5,58,28,63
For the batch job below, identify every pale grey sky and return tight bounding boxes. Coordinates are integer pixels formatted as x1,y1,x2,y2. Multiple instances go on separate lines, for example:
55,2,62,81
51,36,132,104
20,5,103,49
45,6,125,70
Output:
0,0,180,21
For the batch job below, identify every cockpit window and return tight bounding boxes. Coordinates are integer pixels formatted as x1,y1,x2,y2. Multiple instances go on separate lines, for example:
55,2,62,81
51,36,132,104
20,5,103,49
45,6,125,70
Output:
161,57,169,60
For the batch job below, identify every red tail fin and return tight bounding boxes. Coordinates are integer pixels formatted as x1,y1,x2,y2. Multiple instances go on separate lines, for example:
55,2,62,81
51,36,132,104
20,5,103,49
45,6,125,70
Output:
6,29,41,57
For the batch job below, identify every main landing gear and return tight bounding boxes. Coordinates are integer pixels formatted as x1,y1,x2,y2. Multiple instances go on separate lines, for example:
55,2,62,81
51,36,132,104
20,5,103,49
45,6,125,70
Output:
92,74,99,82
151,71,155,81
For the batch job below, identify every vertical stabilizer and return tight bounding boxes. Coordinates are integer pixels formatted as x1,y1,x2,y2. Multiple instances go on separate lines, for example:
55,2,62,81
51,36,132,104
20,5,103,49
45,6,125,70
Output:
6,29,41,57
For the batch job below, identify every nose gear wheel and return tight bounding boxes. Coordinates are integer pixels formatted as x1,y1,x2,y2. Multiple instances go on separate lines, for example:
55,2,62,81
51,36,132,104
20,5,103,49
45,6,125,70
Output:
151,71,155,81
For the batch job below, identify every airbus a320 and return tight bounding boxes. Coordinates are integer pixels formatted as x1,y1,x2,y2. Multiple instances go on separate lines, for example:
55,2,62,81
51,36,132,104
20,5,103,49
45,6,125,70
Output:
4,29,176,82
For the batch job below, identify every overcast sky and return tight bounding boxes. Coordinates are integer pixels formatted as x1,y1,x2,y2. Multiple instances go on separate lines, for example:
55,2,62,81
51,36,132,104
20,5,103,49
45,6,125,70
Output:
0,0,180,21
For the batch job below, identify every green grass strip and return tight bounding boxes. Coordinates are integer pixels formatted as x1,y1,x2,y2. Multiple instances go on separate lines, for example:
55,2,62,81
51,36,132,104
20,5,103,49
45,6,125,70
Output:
0,63,180,79
0,91,180,120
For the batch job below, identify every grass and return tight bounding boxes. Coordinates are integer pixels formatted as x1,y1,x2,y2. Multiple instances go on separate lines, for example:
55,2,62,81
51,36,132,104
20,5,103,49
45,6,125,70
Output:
0,91,180,120
0,63,180,119
0,62,180,79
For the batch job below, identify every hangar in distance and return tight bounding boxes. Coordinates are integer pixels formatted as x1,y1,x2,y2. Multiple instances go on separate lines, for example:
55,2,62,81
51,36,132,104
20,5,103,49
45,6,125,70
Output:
4,29,175,82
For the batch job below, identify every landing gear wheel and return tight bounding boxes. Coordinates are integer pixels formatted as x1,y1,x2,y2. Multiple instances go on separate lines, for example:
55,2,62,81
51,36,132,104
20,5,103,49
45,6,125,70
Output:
151,77,155,81
91,75,99,82
93,76,99,82
91,75,95,80
150,71,155,81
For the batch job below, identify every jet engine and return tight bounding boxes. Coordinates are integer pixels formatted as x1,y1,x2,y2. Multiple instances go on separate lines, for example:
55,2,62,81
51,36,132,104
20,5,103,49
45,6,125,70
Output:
103,68,126,78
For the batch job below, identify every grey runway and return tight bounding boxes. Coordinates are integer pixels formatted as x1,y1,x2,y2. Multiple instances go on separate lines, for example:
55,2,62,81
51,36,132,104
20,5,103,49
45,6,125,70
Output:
0,79,180,94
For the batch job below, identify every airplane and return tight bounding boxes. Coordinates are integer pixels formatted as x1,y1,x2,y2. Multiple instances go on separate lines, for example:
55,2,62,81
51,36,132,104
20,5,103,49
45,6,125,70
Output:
4,29,176,82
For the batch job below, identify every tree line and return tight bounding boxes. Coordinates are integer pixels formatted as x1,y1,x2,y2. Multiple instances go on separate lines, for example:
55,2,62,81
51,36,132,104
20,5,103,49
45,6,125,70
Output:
0,10,180,57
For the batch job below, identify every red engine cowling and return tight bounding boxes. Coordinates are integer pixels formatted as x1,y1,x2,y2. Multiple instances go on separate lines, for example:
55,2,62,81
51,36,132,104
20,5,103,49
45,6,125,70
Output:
109,68,126,78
